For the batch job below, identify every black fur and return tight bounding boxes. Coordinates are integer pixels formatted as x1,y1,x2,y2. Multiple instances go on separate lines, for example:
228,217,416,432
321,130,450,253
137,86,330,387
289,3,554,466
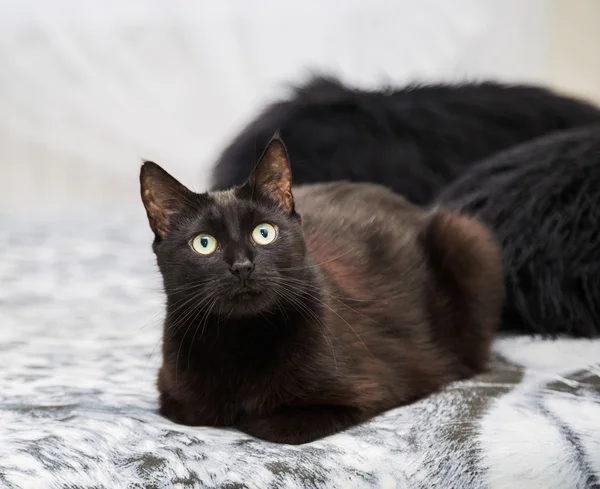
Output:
141,138,503,444
210,76,600,204
436,125,600,337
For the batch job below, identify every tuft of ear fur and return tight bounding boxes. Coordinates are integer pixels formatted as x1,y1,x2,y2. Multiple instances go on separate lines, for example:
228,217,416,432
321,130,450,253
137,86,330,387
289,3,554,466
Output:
246,133,294,214
140,161,194,240
421,209,504,374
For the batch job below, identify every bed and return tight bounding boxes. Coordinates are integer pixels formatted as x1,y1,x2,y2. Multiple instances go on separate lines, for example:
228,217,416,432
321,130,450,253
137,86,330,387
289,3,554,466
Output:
1,211,599,489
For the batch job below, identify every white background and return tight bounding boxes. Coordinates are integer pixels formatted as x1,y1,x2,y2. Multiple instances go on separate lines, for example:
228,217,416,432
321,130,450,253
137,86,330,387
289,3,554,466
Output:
1,0,599,212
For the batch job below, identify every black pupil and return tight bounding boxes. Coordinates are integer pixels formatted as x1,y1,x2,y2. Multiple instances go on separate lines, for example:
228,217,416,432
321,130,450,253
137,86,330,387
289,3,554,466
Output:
260,228,268,238
200,237,209,248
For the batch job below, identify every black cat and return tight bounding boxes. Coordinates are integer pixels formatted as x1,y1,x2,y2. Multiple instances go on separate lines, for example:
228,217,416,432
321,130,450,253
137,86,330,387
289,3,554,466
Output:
141,136,503,444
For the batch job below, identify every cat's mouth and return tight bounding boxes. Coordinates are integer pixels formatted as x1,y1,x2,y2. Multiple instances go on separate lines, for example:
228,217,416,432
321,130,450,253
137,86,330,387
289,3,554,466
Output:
230,284,262,301
224,278,282,314
221,283,274,316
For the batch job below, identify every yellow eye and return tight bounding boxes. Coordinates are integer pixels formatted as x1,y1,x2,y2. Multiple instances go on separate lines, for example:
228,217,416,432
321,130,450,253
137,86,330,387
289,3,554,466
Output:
252,223,278,246
191,234,217,255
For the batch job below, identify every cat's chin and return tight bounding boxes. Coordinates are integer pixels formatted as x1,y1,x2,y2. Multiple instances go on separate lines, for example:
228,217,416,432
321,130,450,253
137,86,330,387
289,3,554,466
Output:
221,288,276,317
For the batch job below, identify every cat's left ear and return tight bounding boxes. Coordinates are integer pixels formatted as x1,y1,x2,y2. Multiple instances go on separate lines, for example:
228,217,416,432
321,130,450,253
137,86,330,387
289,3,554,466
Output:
245,133,294,214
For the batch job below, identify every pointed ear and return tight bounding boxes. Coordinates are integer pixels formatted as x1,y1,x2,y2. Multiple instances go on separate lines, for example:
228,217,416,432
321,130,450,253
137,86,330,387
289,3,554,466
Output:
246,134,294,214
140,161,193,240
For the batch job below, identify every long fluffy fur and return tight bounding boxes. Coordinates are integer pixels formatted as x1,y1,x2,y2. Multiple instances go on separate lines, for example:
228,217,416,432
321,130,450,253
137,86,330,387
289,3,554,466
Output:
210,75,600,205
436,126,600,337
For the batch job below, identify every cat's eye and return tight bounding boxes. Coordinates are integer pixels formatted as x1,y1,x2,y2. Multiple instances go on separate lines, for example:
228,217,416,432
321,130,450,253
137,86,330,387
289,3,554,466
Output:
191,234,218,255
252,223,278,246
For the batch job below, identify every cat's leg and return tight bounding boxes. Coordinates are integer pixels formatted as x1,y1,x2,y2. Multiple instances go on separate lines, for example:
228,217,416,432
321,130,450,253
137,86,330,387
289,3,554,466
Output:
159,390,238,427
236,405,366,444
156,365,201,425
158,390,196,425
420,209,504,374
157,366,236,427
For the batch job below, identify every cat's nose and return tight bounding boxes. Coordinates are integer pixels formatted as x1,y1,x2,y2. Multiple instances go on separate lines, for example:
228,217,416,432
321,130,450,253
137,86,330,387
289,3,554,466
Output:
229,260,254,282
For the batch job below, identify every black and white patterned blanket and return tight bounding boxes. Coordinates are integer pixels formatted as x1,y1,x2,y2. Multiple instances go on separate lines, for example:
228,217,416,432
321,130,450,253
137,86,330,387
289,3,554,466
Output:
1,212,599,489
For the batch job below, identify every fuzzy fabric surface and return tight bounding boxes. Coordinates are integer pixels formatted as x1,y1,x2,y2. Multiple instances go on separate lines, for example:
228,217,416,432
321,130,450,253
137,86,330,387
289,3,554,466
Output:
437,125,600,337
1,211,599,489
210,76,600,205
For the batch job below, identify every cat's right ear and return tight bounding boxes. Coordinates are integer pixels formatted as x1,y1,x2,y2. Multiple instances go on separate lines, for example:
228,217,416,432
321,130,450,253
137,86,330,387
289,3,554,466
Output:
140,161,193,240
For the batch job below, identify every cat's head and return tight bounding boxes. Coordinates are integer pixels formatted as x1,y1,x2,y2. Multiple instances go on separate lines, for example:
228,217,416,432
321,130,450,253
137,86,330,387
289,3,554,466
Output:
140,136,309,316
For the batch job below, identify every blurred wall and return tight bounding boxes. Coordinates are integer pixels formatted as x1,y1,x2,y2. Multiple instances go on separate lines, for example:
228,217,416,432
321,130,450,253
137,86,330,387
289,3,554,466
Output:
549,0,600,105
0,0,598,212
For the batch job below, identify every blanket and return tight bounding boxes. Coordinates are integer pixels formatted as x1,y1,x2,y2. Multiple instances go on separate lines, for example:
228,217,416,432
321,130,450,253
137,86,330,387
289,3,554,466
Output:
1,212,599,489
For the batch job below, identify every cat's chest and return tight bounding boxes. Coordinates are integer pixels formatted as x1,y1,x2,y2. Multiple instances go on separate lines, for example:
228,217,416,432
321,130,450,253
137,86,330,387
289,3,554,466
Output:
176,349,303,414
162,318,335,421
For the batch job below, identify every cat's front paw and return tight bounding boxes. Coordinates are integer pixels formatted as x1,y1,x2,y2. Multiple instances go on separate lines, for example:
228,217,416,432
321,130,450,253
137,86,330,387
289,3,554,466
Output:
237,415,316,445
237,405,363,445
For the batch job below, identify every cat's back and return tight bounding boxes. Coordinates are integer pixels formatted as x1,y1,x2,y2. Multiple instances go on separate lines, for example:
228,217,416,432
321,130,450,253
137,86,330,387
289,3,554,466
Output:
294,181,430,291
295,181,427,239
